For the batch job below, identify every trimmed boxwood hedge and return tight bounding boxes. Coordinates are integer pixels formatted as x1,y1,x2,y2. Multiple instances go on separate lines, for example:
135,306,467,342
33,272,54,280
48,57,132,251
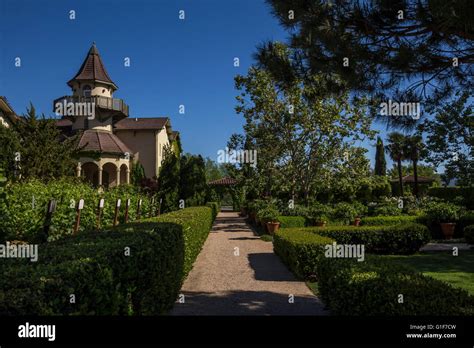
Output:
464,225,474,244
0,206,213,315
361,215,420,226
282,223,431,255
316,256,474,315
273,229,334,279
206,201,220,220
278,215,307,228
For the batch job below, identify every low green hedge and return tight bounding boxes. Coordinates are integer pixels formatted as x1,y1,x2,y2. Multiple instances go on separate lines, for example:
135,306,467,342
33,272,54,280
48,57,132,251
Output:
273,229,334,279
464,225,474,244
0,206,212,315
283,223,431,255
361,215,420,226
278,216,306,228
206,201,220,220
316,256,474,315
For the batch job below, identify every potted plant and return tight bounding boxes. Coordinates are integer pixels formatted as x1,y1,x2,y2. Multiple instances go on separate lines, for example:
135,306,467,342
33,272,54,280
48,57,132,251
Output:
314,214,328,227
425,202,461,240
257,206,281,235
307,203,331,227
353,217,361,226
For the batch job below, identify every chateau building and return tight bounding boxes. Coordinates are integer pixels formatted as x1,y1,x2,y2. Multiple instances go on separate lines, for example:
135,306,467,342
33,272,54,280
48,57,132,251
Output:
54,43,179,187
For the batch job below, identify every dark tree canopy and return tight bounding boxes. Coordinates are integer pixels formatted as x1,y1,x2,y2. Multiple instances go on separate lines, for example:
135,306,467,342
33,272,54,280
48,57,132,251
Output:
374,136,387,176
259,0,474,105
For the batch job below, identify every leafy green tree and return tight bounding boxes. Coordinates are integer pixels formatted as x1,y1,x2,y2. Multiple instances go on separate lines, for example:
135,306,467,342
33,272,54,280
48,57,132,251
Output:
388,164,441,185
0,124,20,179
180,154,207,206
385,132,407,196
131,161,146,187
374,136,387,176
231,45,375,204
420,90,473,187
258,0,474,106
12,104,79,180
157,145,180,212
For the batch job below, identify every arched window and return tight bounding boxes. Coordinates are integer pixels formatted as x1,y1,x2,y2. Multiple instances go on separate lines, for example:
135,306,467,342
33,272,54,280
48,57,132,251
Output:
83,85,92,97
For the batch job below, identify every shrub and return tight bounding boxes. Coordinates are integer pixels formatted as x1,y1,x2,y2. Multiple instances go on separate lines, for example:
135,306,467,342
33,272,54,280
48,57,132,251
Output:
373,204,402,216
206,201,220,220
273,228,334,279
306,202,333,224
464,225,474,244
424,201,462,223
361,215,420,226
284,223,431,255
278,216,306,228
257,205,280,223
316,256,474,315
0,179,152,243
428,187,474,208
331,202,358,224
0,206,213,315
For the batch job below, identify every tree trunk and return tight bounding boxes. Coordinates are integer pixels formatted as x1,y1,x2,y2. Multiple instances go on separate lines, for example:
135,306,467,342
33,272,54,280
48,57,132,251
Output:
397,158,404,196
413,159,419,198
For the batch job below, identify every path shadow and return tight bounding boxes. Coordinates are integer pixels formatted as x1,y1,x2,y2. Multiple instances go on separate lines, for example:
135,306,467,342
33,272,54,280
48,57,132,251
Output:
170,290,327,316
247,253,300,282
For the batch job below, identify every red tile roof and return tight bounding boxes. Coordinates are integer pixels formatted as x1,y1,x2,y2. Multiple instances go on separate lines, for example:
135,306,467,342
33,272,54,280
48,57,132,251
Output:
56,119,73,127
114,117,169,130
67,44,118,90
78,130,132,155
208,177,238,186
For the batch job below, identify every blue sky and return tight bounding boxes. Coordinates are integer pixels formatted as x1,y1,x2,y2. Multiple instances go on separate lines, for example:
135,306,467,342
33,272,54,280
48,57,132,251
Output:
1,0,386,168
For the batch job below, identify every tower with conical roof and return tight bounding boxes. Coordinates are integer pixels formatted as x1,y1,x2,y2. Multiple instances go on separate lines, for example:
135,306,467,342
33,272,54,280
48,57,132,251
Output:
54,43,132,187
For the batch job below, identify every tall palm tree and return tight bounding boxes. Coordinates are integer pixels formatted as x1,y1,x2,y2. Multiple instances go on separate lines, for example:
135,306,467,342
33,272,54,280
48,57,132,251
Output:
404,135,426,199
385,132,406,196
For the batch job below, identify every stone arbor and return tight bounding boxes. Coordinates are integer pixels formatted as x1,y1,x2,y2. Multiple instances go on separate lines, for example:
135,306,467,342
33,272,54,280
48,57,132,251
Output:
76,156,130,188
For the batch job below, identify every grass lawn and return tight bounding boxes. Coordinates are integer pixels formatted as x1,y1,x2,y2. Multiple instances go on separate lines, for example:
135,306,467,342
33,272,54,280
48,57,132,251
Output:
384,251,474,295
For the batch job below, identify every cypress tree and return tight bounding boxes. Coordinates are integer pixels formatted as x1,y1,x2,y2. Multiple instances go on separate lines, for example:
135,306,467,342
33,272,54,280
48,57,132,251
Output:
374,136,387,176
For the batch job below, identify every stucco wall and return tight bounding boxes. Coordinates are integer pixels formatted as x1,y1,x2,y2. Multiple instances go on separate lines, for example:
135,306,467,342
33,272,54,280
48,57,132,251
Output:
115,129,157,178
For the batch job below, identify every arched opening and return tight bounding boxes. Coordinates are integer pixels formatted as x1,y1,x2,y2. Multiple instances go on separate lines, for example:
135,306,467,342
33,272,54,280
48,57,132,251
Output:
81,162,99,187
120,163,128,185
102,162,118,188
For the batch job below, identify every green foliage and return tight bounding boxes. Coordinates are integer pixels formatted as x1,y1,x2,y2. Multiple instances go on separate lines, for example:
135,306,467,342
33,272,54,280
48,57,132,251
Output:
356,176,392,202
232,60,375,205
428,187,474,208
257,205,280,223
12,104,80,180
306,202,332,224
147,207,213,277
158,145,180,213
316,256,474,316
277,216,306,228
0,124,20,179
0,179,152,243
373,204,403,216
273,228,334,280
180,154,207,207
464,225,474,244
130,162,146,187
331,202,358,224
361,215,420,226
0,206,213,315
206,201,220,220
421,91,473,187
424,201,462,223
374,137,386,176
284,223,431,255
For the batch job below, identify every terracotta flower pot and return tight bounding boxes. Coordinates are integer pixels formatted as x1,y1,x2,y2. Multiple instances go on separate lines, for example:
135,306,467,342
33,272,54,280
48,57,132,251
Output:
354,218,361,226
440,222,456,240
266,222,280,235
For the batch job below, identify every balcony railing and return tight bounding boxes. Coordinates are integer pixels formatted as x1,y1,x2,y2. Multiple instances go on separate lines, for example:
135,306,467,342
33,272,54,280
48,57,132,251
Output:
53,95,129,117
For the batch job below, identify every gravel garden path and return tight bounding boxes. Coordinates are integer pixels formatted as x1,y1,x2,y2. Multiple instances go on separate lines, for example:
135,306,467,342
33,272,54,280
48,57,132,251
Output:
170,212,327,316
